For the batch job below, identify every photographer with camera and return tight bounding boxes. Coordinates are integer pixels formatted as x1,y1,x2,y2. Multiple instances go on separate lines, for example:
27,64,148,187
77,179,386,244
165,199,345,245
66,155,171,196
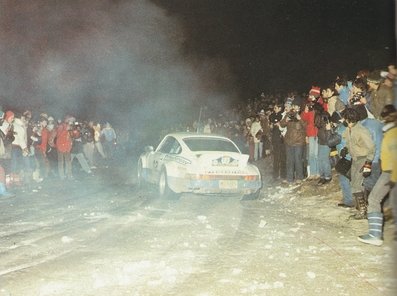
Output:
280,103,307,185
349,77,375,118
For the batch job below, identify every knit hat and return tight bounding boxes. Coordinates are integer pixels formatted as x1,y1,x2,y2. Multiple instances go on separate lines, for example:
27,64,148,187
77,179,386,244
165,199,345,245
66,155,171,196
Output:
309,86,321,98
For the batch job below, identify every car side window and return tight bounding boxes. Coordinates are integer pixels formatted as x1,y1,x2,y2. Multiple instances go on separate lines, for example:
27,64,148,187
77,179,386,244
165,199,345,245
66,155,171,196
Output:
170,141,181,154
158,137,178,154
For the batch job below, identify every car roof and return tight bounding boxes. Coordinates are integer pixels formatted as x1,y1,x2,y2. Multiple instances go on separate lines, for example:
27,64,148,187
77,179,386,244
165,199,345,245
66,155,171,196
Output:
165,132,231,141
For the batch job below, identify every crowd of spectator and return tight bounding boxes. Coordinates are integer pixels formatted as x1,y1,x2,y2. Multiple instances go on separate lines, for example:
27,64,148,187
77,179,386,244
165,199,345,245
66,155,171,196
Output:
0,111,119,195
0,63,396,247
183,63,397,247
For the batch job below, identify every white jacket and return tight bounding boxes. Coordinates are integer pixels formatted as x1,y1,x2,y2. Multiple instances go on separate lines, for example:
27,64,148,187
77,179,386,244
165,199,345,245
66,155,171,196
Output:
12,118,27,150
250,121,262,144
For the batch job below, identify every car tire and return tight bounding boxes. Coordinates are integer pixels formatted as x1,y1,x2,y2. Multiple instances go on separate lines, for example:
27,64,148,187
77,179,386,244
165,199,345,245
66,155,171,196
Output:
243,190,260,200
158,169,179,199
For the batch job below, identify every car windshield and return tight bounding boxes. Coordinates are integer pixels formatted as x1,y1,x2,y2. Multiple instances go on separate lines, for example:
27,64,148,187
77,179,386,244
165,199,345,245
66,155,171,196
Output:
183,137,240,153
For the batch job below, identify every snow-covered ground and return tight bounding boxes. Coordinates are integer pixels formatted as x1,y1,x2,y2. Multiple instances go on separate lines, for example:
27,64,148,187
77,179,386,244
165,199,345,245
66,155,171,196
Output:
0,159,395,296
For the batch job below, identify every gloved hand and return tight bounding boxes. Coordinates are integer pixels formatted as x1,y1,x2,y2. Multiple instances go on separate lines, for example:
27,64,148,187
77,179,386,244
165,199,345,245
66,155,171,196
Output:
360,160,372,178
340,147,348,158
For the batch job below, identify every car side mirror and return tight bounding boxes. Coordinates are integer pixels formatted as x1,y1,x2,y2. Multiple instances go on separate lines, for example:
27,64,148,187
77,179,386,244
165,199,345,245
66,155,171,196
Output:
145,146,154,153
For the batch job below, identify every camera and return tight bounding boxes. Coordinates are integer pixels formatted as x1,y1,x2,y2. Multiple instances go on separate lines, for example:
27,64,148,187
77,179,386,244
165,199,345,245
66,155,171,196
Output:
269,113,282,124
351,92,364,105
321,114,330,123
287,110,298,121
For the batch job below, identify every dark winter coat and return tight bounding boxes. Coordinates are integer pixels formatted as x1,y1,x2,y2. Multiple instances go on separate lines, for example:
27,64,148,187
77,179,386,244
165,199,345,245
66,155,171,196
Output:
315,111,331,145
280,115,306,146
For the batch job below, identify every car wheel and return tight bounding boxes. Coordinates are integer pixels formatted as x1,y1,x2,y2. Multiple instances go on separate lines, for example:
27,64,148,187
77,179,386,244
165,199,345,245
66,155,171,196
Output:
243,190,260,200
158,169,179,199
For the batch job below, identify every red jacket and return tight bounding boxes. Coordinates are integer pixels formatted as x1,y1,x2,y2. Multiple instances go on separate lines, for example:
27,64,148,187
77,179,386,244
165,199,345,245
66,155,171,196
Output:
56,123,72,153
36,128,49,154
300,111,318,137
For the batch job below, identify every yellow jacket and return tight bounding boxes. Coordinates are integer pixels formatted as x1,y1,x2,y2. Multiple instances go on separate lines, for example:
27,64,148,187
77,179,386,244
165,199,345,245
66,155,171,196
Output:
380,123,397,182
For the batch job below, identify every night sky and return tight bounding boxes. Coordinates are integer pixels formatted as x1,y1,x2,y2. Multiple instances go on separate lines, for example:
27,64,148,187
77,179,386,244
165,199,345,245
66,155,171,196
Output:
155,0,395,95
0,0,395,129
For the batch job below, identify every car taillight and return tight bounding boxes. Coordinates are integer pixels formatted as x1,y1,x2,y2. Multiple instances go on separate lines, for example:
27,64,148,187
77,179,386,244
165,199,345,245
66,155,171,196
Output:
244,175,257,181
188,174,213,180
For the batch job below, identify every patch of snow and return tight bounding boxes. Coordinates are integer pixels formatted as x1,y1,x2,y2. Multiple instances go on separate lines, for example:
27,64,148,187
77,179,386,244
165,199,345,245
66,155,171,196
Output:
307,271,316,279
197,215,207,223
273,281,284,288
61,236,73,243
232,268,242,275
258,220,267,228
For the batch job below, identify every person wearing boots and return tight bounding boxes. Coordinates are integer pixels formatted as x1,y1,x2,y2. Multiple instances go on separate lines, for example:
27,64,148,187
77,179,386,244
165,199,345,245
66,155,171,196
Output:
358,105,397,246
356,104,384,212
341,107,375,219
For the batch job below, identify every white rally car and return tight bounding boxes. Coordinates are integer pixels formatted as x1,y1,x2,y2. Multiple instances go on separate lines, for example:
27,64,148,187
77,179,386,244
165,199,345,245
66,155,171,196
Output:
137,132,262,199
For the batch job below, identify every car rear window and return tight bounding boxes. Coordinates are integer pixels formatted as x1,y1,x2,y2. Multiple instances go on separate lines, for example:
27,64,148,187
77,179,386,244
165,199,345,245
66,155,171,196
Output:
183,137,240,153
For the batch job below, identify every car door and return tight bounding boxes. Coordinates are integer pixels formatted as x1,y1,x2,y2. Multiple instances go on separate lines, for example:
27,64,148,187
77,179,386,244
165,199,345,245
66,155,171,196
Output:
150,136,176,182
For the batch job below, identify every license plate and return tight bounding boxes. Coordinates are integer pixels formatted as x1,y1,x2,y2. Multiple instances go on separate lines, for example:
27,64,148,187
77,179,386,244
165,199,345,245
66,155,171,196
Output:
219,180,238,189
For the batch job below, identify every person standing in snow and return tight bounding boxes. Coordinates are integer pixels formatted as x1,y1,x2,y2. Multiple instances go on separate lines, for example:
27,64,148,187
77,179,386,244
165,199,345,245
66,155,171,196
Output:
56,116,74,180
250,114,263,161
0,110,15,197
269,104,286,181
10,112,30,186
341,107,375,220
357,105,397,246
280,103,307,185
301,93,320,180
101,122,117,161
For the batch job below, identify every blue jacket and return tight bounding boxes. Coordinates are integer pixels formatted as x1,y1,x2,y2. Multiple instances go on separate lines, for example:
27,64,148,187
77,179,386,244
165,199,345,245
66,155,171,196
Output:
335,123,351,161
338,81,352,106
361,118,383,163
